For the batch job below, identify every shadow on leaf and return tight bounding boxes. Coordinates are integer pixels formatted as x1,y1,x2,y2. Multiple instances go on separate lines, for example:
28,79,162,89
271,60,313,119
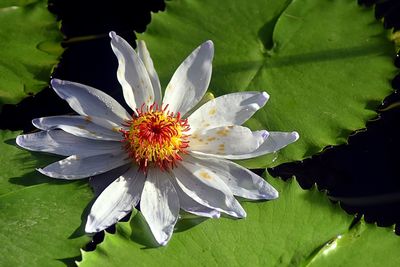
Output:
129,210,159,248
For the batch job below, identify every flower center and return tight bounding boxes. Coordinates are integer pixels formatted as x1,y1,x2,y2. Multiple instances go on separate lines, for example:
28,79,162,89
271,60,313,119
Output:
121,103,190,172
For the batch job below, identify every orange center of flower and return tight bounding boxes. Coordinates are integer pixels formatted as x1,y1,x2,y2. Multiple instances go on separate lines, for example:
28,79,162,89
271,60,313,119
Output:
121,103,190,172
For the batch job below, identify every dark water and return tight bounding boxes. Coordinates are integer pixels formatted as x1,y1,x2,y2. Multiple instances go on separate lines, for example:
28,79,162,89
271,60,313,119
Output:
0,0,399,252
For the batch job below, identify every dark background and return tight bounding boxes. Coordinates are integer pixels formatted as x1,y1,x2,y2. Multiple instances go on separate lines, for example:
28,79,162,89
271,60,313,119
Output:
0,0,399,250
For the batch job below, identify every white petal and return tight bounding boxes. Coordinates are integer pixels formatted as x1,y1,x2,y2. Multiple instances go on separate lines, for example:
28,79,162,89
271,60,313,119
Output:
189,125,268,157
32,116,122,141
38,153,130,179
87,116,122,131
85,166,145,233
51,79,131,124
226,131,300,160
172,161,246,218
188,91,269,131
169,178,220,218
110,31,155,110
137,40,162,105
140,169,179,246
163,40,214,116
89,164,131,196
16,130,123,157
188,154,278,200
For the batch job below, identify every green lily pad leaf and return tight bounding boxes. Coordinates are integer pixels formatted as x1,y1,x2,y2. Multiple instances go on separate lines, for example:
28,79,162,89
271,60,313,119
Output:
0,131,92,266
0,0,63,109
138,0,396,167
307,221,400,266
78,177,357,266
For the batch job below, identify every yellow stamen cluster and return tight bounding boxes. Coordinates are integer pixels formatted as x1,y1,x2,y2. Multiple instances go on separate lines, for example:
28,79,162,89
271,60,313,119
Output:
121,104,190,172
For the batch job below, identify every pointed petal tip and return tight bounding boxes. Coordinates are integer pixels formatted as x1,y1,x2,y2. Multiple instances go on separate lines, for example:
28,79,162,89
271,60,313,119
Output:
84,211,122,234
109,31,117,39
259,192,279,200
292,131,300,141
84,225,95,234
204,40,214,47
232,204,247,218
15,135,24,147
84,214,94,233
15,133,38,150
153,232,171,246
238,209,247,219
158,240,169,246
36,168,46,176
266,187,279,200
36,167,66,179
84,216,103,234
31,118,40,128
250,91,270,109
84,226,102,235
37,167,63,179
50,78,62,87
49,79,70,99
202,40,214,54
261,91,270,103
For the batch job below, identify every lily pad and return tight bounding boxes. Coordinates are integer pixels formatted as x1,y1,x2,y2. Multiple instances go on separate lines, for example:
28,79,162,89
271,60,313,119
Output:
0,130,92,266
137,0,396,167
0,0,62,109
307,220,400,266
78,177,358,266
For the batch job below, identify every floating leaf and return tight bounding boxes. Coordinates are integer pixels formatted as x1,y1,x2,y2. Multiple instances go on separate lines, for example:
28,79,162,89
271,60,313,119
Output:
138,0,396,167
78,177,357,266
0,131,92,266
307,221,400,266
0,0,63,109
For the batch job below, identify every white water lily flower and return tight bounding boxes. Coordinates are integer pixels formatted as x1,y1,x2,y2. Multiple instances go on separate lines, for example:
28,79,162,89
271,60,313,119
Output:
16,31,299,246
